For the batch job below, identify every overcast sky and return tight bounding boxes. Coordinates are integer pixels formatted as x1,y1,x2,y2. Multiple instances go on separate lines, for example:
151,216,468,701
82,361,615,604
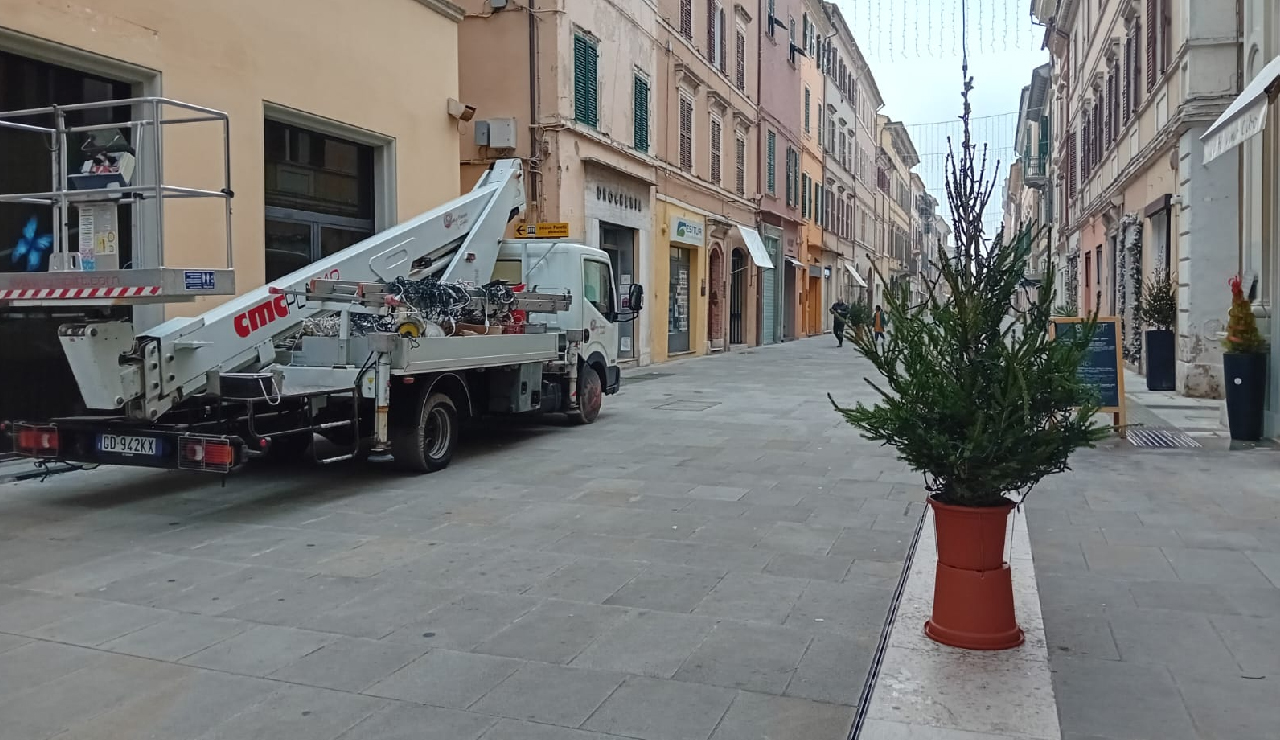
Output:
832,0,1050,231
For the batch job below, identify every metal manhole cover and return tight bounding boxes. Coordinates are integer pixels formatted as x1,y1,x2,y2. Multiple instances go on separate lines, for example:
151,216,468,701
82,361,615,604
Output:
1128,427,1202,449
654,400,721,412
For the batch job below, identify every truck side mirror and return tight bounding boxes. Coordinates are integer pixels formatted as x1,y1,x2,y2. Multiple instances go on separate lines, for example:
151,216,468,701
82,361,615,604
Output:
628,283,645,313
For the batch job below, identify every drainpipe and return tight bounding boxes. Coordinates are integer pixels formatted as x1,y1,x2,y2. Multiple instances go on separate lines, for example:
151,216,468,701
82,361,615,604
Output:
527,0,540,221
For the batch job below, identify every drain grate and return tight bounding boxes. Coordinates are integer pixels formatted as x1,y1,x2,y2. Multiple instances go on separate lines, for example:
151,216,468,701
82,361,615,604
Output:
653,400,720,412
1128,427,1202,449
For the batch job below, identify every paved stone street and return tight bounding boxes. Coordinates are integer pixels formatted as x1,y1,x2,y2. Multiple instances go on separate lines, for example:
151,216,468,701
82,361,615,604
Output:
0,337,917,740
1030,440,1280,740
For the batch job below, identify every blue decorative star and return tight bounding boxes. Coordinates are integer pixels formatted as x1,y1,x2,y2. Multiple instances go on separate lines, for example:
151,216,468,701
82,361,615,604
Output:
11,216,53,272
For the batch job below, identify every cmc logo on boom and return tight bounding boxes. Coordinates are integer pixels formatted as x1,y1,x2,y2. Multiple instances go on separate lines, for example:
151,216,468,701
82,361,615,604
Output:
233,295,290,338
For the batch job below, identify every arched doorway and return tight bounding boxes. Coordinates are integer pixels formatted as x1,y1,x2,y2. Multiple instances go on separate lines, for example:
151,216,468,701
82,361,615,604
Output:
730,248,747,344
708,246,725,349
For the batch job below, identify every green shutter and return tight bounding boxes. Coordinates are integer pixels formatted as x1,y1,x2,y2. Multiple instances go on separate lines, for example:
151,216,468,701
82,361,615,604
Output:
574,35,598,128
633,75,650,152
801,174,809,217
767,131,776,194
804,88,811,132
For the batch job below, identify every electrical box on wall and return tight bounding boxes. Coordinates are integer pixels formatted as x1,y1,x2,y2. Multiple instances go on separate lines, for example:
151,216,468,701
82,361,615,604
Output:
475,118,517,149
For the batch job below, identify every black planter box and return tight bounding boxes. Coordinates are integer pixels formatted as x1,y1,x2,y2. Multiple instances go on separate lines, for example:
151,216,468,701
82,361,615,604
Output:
1223,351,1267,442
1145,329,1176,391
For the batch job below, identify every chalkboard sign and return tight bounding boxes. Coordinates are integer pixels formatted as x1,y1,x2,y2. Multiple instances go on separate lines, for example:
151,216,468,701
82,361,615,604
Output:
1050,316,1127,431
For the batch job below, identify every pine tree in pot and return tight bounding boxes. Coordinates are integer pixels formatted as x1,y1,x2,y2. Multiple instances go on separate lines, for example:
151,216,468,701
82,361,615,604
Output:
1222,275,1268,441
829,86,1106,651
1137,271,1177,391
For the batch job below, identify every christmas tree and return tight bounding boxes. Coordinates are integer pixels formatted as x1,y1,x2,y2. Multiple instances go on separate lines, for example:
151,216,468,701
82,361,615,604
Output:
1222,275,1265,354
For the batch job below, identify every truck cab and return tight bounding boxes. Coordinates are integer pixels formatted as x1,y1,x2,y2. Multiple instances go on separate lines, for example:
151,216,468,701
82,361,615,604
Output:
493,240,641,395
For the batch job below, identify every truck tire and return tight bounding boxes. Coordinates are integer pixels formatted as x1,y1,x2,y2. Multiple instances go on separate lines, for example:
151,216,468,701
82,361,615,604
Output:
570,365,603,425
392,391,459,472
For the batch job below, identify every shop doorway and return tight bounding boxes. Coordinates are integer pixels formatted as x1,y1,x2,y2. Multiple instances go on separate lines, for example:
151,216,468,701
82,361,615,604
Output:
600,223,635,359
0,50,134,453
761,234,779,344
264,119,376,282
730,248,746,344
669,247,691,354
783,264,797,340
708,246,724,350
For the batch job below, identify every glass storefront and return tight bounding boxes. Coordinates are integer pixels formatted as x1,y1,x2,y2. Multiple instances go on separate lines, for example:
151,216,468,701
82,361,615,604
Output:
668,247,691,353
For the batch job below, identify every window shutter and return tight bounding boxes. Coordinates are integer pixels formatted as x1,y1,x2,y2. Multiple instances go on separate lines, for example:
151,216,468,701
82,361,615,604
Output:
1094,97,1103,166
767,0,775,37
681,0,692,40
1123,32,1133,122
707,0,717,60
735,29,746,90
801,173,810,218
804,87,811,133
679,94,694,172
785,148,793,205
1145,0,1156,92
1081,108,1091,179
573,35,598,128
817,106,824,148
1068,130,1078,198
633,75,650,152
735,135,746,195
1104,72,1113,146
766,130,776,194
718,8,727,72
710,116,722,185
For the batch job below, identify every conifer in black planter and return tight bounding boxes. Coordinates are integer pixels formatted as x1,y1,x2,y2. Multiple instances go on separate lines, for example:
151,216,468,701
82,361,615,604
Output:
828,81,1106,650
1222,275,1267,441
1137,272,1177,391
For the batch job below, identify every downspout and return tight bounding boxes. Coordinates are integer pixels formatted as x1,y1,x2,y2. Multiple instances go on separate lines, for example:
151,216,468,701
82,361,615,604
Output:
527,0,540,221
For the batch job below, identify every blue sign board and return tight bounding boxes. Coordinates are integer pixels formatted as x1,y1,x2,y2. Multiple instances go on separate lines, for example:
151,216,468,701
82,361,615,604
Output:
184,270,217,291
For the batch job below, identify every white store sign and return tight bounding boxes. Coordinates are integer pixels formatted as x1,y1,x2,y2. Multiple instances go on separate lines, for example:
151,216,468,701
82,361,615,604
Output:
669,215,705,247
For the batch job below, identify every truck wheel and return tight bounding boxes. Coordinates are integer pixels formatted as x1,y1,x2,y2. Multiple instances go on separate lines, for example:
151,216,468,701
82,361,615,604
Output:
392,391,459,472
570,366,603,425
261,432,313,463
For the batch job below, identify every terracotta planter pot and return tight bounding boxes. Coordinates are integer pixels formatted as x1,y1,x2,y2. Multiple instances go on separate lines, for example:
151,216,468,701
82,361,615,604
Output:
924,497,1025,651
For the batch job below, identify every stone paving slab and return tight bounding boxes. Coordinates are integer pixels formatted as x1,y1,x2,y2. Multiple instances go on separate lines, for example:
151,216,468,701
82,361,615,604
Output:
1029,438,1280,740
0,338,901,740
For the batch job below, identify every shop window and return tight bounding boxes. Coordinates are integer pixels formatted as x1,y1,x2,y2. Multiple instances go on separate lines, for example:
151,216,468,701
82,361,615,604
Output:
263,119,375,282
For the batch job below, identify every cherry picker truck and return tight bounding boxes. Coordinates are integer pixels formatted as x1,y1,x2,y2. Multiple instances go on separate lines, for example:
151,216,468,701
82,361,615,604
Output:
0,97,642,475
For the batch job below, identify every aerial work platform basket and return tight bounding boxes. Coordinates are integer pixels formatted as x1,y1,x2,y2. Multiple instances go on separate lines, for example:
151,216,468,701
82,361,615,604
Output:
0,97,236,306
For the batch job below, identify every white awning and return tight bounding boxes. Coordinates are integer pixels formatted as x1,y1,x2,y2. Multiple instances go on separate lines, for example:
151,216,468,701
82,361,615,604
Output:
1202,53,1280,164
843,261,868,288
736,225,774,269
786,257,804,268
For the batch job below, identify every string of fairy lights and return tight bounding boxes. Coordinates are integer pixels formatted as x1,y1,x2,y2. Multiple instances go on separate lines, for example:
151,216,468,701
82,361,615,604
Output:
829,0,1042,239
907,114,1019,238
836,0,1044,59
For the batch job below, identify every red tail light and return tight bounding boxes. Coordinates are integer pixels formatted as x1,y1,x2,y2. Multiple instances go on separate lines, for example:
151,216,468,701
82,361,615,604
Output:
14,424,59,458
179,436,236,473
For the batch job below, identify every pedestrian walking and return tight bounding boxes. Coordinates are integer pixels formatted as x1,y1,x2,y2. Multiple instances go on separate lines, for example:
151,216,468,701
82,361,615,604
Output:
872,304,887,347
829,298,848,347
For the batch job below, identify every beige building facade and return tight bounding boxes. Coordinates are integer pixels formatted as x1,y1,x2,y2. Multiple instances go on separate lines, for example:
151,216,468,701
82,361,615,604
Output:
0,0,463,426
1037,0,1240,397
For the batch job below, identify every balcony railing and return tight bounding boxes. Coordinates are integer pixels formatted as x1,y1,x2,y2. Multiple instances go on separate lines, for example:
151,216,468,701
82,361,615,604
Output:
1023,153,1049,187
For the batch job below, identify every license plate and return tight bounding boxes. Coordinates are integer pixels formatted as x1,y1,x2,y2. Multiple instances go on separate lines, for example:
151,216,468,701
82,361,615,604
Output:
98,434,158,456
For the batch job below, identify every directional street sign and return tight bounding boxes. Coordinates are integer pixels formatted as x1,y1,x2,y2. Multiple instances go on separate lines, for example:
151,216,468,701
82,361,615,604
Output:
514,222,571,239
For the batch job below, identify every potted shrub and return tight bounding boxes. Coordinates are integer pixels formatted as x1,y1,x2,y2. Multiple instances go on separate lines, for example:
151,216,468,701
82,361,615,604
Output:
1137,272,1177,391
1222,275,1267,441
829,100,1105,650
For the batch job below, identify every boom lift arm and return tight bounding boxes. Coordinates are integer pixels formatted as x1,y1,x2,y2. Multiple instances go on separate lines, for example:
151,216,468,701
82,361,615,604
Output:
63,160,528,421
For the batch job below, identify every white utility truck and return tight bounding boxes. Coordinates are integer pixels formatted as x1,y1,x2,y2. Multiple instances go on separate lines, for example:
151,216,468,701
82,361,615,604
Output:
0,98,641,474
